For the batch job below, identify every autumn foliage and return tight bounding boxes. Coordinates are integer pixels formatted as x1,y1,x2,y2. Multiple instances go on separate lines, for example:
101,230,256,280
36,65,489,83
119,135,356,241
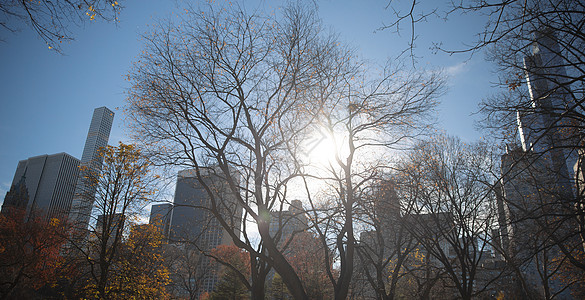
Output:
72,143,169,299
210,244,251,278
286,232,333,299
82,224,171,299
0,210,69,299
209,244,251,299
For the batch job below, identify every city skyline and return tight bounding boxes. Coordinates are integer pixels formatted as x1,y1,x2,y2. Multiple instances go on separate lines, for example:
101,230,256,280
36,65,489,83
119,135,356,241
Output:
1,106,114,226
0,1,583,299
0,0,496,207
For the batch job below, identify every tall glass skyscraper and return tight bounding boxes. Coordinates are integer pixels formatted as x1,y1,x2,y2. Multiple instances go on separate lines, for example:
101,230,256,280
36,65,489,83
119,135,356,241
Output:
69,107,115,231
497,31,579,298
517,30,578,181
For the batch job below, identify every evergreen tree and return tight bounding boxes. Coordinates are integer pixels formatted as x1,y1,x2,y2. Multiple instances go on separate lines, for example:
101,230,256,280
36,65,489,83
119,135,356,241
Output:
210,269,249,300
270,273,291,300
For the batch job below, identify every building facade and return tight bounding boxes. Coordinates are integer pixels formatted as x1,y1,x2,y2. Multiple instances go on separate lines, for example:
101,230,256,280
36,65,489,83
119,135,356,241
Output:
497,30,581,298
95,213,125,246
149,203,173,239
517,29,578,192
1,153,80,221
269,199,308,245
166,168,243,296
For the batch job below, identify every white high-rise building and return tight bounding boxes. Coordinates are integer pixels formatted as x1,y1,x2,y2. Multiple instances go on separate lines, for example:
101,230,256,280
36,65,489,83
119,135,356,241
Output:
69,107,114,231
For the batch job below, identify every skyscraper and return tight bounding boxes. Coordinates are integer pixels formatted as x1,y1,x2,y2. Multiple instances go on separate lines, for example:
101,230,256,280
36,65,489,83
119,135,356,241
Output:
501,30,578,246
69,107,115,231
2,107,114,226
517,29,578,186
167,168,242,295
1,153,80,221
149,203,173,239
497,30,579,297
169,168,242,246
269,200,308,244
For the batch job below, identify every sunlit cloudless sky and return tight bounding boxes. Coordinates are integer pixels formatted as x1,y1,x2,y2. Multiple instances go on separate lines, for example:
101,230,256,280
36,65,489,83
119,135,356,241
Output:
0,0,498,204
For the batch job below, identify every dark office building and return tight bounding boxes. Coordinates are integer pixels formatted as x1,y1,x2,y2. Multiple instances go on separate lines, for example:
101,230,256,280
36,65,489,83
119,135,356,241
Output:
168,168,242,295
149,203,173,239
1,153,80,221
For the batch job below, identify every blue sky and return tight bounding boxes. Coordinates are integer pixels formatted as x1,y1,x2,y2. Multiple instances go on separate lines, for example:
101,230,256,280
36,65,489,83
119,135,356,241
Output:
0,0,498,205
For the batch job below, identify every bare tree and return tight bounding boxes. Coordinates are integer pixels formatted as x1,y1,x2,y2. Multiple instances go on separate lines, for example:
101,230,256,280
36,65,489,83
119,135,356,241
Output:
126,2,355,298
394,135,501,300
444,1,585,296
380,1,585,296
0,0,122,52
354,178,425,300
469,1,585,257
297,59,443,299
466,1,585,155
126,1,444,298
463,2,585,294
380,1,585,152
164,243,210,300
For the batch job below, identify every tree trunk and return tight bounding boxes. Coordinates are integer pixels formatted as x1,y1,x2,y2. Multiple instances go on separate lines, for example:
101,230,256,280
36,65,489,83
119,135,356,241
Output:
257,212,308,300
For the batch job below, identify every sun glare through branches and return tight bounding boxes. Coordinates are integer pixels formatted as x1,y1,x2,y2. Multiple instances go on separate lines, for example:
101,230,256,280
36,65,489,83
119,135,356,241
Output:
303,125,348,168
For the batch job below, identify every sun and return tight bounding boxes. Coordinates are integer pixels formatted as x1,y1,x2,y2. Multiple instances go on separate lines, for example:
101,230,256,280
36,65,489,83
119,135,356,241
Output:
304,126,346,166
